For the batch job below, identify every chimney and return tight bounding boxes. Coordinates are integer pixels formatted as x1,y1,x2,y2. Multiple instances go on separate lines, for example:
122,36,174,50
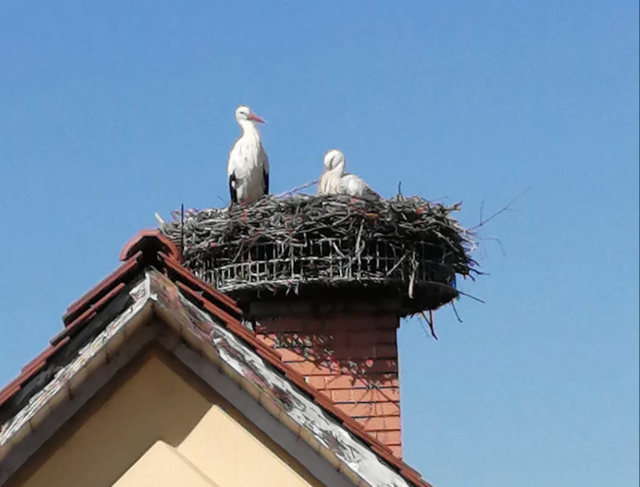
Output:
256,311,402,457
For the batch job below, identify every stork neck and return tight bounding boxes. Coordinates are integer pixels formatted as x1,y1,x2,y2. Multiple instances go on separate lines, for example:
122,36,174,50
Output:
239,120,261,140
329,162,346,177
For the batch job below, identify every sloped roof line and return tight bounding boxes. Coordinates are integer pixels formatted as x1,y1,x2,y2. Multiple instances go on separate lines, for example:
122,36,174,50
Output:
0,230,432,487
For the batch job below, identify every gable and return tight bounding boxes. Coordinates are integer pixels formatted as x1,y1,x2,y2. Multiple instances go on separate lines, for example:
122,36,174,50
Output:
7,348,322,487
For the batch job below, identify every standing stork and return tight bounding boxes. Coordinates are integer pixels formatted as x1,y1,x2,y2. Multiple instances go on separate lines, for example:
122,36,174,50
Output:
227,105,270,205
318,149,380,200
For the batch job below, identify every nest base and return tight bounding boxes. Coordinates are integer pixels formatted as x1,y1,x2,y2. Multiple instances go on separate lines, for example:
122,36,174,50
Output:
225,281,459,321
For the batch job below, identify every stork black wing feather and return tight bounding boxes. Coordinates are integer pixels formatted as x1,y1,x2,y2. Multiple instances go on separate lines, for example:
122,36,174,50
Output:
229,173,238,204
362,185,382,202
263,169,270,196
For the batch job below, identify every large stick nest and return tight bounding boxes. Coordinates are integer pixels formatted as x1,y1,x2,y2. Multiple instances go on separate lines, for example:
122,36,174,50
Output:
159,194,478,318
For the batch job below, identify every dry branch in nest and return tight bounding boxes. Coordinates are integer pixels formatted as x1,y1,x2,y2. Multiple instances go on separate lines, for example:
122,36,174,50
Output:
159,194,479,318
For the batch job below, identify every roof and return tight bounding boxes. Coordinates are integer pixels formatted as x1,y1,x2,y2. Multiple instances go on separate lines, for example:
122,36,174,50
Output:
0,230,433,487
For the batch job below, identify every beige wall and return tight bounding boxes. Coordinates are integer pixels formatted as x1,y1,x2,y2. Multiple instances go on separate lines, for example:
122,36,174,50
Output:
114,442,220,487
8,349,323,487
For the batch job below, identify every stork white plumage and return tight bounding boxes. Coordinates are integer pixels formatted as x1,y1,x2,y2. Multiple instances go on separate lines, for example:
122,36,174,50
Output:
318,149,380,200
227,105,270,205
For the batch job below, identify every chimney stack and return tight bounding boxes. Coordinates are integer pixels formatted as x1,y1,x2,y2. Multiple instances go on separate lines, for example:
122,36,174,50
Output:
256,311,402,457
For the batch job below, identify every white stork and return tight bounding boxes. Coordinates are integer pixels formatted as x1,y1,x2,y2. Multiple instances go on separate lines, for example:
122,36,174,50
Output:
318,149,380,200
227,105,270,205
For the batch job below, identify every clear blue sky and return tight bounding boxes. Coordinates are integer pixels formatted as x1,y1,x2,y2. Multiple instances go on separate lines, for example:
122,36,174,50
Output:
0,2,638,486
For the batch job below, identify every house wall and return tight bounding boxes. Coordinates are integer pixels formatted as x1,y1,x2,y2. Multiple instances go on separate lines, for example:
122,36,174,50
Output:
7,349,324,487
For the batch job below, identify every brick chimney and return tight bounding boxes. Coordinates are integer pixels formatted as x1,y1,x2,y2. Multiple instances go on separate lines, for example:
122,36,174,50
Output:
256,311,402,458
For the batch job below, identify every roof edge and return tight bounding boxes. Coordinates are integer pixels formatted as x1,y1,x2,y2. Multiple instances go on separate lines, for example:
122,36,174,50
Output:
119,229,180,262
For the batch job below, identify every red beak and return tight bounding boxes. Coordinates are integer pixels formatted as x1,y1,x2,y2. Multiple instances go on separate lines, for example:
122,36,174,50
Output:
248,113,266,124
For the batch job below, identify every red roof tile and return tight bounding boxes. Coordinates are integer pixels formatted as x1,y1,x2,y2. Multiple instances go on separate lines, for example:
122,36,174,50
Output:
0,384,21,409
62,252,143,327
162,254,241,316
20,337,70,378
118,229,180,262
0,231,433,487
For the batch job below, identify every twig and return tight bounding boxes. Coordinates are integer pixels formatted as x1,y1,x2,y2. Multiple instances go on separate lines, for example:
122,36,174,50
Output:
457,290,485,304
420,311,438,340
275,180,319,199
451,300,463,323
409,255,420,299
470,187,532,231
385,253,408,277
180,204,185,256
479,236,506,258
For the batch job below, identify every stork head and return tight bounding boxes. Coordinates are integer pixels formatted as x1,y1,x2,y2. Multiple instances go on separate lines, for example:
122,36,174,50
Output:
323,149,346,172
235,105,265,125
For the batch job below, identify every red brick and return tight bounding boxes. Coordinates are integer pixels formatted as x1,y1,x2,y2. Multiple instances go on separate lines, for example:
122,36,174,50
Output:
286,362,337,376
324,375,399,390
258,332,332,351
292,361,394,377
321,315,398,331
349,329,397,345
305,376,327,390
330,390,354,402
333,388,400,404
257,334,277,347
324,376,367,390
354,416,401,431
389,446,403,459
258,317,325,333
275,348,307,362
344,402,400,418
368,402,400,416
331,344,377,360
326,331,352,347
366,387,400,403
374,430,402,445
335,403,379,418
375,344,399,359
329,344,398,361
363,358,399,374
318,389,332,399
318,316,362,331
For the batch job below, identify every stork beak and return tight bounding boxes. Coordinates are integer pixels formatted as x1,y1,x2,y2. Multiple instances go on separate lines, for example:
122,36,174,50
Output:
248,113,266,124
